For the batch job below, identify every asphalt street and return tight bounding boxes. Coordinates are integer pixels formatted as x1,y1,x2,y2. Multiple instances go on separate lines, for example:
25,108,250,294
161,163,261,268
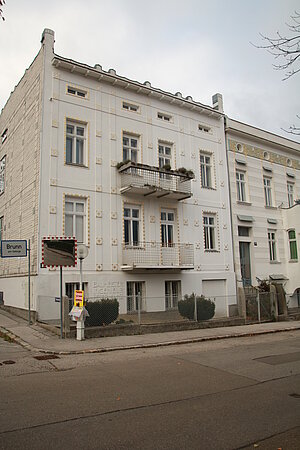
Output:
0,331,300,449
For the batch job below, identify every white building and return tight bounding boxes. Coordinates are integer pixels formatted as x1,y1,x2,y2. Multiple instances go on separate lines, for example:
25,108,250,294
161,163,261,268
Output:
0,29,237,320
225,118,300,307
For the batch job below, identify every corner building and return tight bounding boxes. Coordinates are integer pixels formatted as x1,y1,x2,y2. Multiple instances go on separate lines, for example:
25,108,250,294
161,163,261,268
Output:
0,29,236,319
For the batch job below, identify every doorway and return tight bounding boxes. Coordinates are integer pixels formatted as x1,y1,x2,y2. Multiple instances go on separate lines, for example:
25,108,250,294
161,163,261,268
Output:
239,242,251,286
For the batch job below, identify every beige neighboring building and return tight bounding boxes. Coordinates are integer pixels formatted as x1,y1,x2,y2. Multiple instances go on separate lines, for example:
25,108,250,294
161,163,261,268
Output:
225,118,300,307
0,29,237,320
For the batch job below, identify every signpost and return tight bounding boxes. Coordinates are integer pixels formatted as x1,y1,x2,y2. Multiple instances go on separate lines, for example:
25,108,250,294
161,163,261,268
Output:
41,237,77,338
1,240,31,325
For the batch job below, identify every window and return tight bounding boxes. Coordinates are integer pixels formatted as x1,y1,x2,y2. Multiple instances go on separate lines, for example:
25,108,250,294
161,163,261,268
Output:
0,156,5,195
200,152,212,188
165,281,181,309
161,209,175,247
238,226,250,237
67,86,87,98
236,170,246,202
65,197,86,243
124,205,140,246
0,216,3,241
158,112,172,122
159,142,172,169
263,177,273,207
123,102,139,112
66,120,87,166
268,230,277,261
127,281,144,312
1,128,8,144
203,214,216,250
123,134,139,163
287,182,294,207
288,229,298,261
198,124,210,133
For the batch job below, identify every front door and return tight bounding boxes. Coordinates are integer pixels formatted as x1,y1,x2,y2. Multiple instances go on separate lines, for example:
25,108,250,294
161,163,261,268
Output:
239,242,251,286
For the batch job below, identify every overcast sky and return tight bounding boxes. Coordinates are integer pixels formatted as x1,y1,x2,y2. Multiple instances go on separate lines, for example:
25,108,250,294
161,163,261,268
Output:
1,0,299,142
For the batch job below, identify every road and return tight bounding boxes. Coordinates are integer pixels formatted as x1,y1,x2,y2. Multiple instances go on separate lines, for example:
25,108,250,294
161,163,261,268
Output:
0,330,300,449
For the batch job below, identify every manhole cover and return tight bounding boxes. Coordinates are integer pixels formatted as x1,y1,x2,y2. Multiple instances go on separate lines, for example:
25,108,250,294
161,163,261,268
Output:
34,354,59,361
2,360,16,365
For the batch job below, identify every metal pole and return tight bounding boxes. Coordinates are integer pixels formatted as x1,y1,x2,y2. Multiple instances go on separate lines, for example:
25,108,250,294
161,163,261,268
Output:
194,294,197,322
257,291,261,323
28,239,31,325
80,258,83,290
60,266,63,339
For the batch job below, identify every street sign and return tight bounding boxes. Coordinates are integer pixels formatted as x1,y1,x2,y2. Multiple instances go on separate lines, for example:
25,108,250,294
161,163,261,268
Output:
74,290,84,308
1,240,27,258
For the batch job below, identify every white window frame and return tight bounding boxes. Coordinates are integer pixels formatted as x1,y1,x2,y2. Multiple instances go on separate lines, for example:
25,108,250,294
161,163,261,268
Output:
165,281,181,310
64,197,86,244
123,102,139,112
161,209,175,247
0,156,6,195
124,204,141,247
288,229,298,261
263,177,273,207
198,124,211,133
268,230,277,261
157,112,172,122
123,134,139,163
66,120,87,166
158,142,172,169
1,128,8,144
287,182,294,207
203,214,216,251
0,216,3,241
200,152,213,188
236,170,247,202
127,281,144,312
67,85,87,98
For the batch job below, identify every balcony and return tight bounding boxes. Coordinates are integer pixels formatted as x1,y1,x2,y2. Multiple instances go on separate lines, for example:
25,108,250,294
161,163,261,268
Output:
121,241,194,271
118,162,193,200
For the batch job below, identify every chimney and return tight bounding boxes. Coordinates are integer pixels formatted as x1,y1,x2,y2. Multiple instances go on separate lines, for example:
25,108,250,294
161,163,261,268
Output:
212,93,224,113
41,28,55,52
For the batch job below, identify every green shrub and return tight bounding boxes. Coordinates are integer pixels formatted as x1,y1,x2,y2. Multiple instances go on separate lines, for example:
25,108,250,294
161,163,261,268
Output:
85,298,119,327
178,293,215,321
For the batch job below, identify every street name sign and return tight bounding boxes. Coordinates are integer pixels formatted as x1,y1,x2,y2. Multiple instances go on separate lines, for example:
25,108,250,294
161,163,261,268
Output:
1,240,27,258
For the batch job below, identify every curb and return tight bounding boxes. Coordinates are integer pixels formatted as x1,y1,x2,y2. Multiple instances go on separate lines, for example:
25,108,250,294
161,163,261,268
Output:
1,324,300,356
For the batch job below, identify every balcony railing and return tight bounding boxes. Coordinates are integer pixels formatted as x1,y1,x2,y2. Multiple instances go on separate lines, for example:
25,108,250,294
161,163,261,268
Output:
118,162,193,200
121,241,194,271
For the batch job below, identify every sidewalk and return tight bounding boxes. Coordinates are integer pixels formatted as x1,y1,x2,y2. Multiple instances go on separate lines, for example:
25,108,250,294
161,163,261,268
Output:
0,308,300,355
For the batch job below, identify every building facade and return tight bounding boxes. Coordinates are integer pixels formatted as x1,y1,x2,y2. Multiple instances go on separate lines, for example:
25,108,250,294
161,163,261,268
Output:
0,29,237,319
225,118,300,307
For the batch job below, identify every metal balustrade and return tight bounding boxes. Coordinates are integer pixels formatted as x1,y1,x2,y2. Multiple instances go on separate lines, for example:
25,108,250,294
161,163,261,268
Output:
118,162,193,200
122,241,194,270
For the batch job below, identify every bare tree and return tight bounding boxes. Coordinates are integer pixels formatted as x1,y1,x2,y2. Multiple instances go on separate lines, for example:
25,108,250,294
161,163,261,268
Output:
254,12,300,135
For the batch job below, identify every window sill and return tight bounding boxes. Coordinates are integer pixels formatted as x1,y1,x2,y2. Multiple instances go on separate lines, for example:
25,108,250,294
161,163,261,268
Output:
270,261,281,264
265,206,277,210
289,259,298,263
65,163,89,169
237,201,252,206
201,186,216,190
204,249,219,253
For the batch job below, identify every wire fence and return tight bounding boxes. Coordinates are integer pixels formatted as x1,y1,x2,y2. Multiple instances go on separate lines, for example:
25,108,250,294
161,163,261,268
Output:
36,290,299,330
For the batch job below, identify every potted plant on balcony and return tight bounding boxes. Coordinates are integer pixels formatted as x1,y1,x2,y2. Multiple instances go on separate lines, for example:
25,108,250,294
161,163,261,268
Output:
177,167,195,178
